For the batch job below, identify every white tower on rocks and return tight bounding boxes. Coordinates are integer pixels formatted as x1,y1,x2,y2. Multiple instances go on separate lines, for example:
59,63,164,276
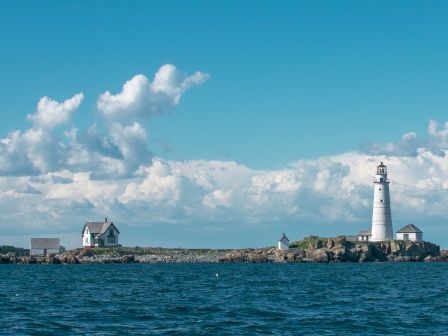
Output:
370,162,393,241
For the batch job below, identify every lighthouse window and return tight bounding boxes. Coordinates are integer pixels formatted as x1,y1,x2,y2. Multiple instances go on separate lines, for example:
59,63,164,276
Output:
379,188,382,191
380,200,383,203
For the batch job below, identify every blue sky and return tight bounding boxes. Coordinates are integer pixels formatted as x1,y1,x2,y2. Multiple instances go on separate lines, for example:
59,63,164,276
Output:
1,1,448,248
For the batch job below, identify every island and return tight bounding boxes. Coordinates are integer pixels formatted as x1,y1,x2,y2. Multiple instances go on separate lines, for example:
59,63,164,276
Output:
0,236,446,264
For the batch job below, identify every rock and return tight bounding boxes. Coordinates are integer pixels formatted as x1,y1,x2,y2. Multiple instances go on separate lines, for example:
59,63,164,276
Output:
306,249,329,262
3,240,438,264
78,249,93,257
219,251,247,263
332,248,347,262
66,255,79,264
248,254,269,263
359,253,368,263
0,255,11,264
325,239,335,249
274,250,288,262
45,254,61,264
121,255,135,263
390,240,403,254
286,253,296,262
371,244,387,261
387,255,396,262
424,255,439,262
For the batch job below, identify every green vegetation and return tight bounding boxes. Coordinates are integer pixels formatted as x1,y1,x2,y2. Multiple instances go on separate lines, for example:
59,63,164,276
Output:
0,245,29,255
289,236,328,249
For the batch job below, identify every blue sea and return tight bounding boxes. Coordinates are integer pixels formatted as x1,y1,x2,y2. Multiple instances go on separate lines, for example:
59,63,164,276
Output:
1,263,448,335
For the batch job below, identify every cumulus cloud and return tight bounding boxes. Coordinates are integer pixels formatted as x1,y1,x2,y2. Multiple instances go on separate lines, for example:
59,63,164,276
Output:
0,65,207,179
27,93,84,129
0,93,84,176
0,127,63,175
3,65,448,247
1,141,448,247
2,147,448,234
64,123,153,179
119,160,180,206
203,189,233,209
362,119,448,157
97,64,209,121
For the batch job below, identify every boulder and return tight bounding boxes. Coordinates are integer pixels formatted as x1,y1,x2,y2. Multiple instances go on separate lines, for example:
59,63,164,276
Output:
0,255,11,264
389,240,403,254
79,249,93,257
45,254,61,264
331,248,347,262
306,249,329,262
359,253,368,263
248,254,269,263
424,255,438,262
66,255,79,264
274,250,290,262
121,255,135,263
286,253,296,262
325,239,335,249
219,251,247,263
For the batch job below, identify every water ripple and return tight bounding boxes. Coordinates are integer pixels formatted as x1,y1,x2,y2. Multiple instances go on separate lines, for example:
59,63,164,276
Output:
1,263,448,335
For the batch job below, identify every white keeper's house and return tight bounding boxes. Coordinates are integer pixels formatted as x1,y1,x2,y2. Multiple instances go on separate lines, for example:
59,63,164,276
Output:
396,224,423,242
82,218,120,248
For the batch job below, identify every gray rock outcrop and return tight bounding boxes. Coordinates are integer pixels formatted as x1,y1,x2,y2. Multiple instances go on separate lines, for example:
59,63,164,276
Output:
0,238,441,264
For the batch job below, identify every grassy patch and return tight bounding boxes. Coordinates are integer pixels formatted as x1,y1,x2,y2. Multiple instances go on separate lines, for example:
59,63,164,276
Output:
289,236,328,249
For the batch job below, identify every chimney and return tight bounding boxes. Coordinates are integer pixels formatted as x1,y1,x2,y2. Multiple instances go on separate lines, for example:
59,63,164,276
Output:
105,217,108,223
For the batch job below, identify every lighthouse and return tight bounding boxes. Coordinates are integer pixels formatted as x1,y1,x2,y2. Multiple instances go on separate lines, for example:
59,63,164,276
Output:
370,162,393,241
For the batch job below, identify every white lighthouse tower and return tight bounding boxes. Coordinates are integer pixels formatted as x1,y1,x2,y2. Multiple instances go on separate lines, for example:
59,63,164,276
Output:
370,162,393,241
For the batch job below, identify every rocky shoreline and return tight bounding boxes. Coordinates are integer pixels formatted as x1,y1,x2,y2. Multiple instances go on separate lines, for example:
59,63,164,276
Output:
0,236,445,264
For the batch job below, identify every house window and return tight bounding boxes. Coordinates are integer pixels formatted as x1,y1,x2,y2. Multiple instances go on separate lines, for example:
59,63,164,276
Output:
403,233,409,241
107,229,115,244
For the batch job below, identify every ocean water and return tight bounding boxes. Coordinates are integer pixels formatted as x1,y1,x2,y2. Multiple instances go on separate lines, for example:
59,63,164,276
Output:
1,263,448,335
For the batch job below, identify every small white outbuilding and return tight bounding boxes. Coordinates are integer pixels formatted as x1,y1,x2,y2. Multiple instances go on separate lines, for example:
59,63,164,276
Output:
358,229,372,242
30,238,62,256
396,224,423,242
278,233,290,250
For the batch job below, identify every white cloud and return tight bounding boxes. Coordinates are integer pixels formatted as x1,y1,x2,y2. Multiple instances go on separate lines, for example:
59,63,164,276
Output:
97,64,209,121
0,65,209,178
119,160,180,206
1,143,448,246
203,189,233,209
3,66,448,247
0,93,85,176
27,93,84,129
363,119,448,157
0,127,64,175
